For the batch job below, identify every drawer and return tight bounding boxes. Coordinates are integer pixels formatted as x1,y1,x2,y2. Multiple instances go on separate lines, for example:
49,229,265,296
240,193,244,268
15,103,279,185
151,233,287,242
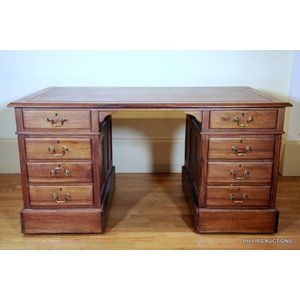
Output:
207,161,273,183
208,136,275,159
29,185,93,207
206,186,270,207
27,162,93,183
23,110,91,129
210,110,277,129
25,138,92,160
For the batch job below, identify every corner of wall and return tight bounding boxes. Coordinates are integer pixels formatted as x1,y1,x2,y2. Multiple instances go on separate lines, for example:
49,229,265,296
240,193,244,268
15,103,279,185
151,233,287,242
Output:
279,50,300,176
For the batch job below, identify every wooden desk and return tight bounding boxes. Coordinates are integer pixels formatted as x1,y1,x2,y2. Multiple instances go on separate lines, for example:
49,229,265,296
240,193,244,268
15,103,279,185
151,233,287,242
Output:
8,87,292,234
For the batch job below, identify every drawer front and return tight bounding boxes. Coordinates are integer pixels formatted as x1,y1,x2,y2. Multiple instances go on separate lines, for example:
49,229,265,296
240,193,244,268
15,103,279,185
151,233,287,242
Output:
206,186,270,207
208,136,275,159
23,110,91,129
27,162,93,183
210,110,277,129
207,162,273,183
29,185,93,207
25,138,92,160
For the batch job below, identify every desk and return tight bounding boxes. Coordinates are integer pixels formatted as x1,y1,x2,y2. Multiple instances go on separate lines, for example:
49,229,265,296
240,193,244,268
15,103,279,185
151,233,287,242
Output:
8,87,292,234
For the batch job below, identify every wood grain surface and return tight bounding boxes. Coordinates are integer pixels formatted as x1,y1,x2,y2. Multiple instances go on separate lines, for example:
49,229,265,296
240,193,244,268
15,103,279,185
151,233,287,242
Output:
208,136,275,159
27,162,93,183
29,185,93,208
25,138,92,160
207,161,273,183
206,185,270,207
7,87,292,108
23,109,91,129
210,109,278,129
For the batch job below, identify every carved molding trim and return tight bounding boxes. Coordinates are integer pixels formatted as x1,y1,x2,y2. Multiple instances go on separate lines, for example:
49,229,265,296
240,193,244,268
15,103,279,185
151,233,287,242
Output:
184,111,202,123
98,111,116,123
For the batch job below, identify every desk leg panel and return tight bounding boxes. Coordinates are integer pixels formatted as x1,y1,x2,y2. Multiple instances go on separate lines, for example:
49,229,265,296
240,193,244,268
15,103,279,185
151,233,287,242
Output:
182,165,200,233
184,115,202,206
21,208,103,234
100,166,116,232
198,209,279,233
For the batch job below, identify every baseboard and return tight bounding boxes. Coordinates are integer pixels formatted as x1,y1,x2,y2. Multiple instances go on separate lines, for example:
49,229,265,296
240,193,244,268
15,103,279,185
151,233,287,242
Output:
0,139,20,173
281,140,300,176
112,137,185,173
0,137,185,173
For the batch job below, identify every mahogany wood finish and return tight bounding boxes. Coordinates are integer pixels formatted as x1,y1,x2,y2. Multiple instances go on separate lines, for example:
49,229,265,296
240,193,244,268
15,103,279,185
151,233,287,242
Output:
198,209,278,233
8,86,291,108
207,161,273,183
27,162,93,183
8,87,291,234
21,209,102,234
208,136,275,159
99,116,113,196
25,138,92,160
29,185,93,208
206,186,270,208
184,115,201,197
23,109,91,129
210,110,278,129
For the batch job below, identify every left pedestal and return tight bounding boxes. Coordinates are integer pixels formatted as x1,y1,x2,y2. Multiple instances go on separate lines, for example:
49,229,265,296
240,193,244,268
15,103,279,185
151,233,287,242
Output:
14,108,114,234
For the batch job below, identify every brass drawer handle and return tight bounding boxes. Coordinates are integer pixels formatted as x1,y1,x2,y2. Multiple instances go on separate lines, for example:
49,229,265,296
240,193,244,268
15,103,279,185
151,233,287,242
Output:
51,193,70,204
231,145,252,156
230,169,250,180
228,193,248,204
47,116,68,127
50,165,71,176
233,116,254,127
48,145,69,157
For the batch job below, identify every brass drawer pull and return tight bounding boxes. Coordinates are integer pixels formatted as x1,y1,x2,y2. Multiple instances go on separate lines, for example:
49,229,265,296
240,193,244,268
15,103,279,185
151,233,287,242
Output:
47,115,68,127
230,169,250,180
51,193,70,204
228,193,248,204
233,116,254,127
50,165,70,176
48,145,69,157
231,145,252,156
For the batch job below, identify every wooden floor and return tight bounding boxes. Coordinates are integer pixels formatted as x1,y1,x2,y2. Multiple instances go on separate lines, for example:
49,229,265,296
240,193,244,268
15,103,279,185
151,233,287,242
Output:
0,174,300,249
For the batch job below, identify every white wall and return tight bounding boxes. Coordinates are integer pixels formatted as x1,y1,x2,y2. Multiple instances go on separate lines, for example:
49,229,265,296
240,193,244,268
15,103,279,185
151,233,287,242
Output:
281,51,300,175
0,51,294,173
286,51,300,141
